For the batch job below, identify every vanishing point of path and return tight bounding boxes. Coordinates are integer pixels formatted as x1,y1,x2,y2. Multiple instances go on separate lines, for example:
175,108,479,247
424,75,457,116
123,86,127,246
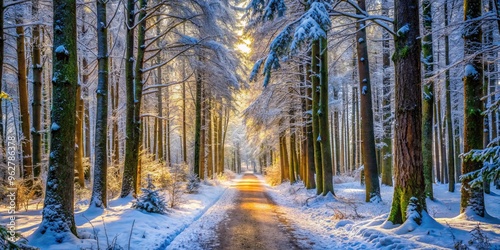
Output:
214,173,301,250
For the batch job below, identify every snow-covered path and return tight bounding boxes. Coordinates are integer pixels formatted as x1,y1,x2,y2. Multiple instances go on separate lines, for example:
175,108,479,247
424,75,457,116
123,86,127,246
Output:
164,179,237,249
166,173,301,250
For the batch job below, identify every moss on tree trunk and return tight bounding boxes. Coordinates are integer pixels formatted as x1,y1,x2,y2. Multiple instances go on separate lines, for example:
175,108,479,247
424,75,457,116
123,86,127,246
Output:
460,0,484,217
388,0,426,225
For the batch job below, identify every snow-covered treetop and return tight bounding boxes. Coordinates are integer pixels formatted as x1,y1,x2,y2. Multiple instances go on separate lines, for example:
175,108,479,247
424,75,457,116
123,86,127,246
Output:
247,0,286,21
248,1,331,87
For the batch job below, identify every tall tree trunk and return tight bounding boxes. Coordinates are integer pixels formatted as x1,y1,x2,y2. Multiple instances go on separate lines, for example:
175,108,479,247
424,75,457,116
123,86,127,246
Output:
319,37,334,196
437,94,448,184
279,128,289,182
351,87,357,172
121,0,141,197
133,0,147,193
207,99,213,178
75,86,84,188
200,88,206,179
166,84,171,165
36,0,78,238
156,23,164,162
388,0,425,225
31,0,43,178
433,105,442,184
220,107,229,173
356,0,380,201
444,0,455,192
16,15,33,179
305,61,316,189
311,40,323,194
182,30,187,164
194,71,202,177
75,10,87,188
214,104,219,176
483,0,495,194
217,105,224,174
112,73,119,166
90,0,109,208
289,87,297,183
422,0,434,200
460,0,484,217
84,88,91,159
333,87,340,175
381,1,393,185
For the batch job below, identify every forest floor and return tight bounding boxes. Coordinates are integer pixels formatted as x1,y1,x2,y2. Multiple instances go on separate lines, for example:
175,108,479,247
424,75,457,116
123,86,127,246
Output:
2,171,500,249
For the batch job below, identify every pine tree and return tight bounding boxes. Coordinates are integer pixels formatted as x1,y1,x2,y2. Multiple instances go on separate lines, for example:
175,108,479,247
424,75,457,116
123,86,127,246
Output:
90,0,109,208
422,0,434,200
132,175,167,214
33,0,79,241
121,0,138,197
16,9,33,179
388,0,426,225
31,0,43,178
460,0,485,217
355,0,381,202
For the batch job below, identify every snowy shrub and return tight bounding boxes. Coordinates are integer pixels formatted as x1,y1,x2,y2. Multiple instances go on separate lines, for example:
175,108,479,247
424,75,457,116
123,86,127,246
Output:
107,165,122,199
468,223,491,250
139,152,165,188
0,225,38,250
15,179,43,211
132,175,167,214
185,173,200,194
82,157,92,182
264,163,282,186
333,175,355,184
215,169,236,182
446,222,468,250
166,164,187,208
157,169,172,191
75,183,92,209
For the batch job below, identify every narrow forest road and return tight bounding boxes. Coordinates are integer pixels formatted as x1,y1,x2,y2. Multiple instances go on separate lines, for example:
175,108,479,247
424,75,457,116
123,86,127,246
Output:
213,173,301,250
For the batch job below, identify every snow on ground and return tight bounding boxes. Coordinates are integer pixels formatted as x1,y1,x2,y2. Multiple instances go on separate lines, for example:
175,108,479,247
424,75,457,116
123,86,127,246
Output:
263,175,500,250
1,180,232,250
165,182,238,250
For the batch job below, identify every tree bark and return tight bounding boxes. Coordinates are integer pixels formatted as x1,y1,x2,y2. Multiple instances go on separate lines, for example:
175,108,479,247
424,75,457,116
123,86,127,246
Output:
444,0,455,192
16,15,33,179
311,40,323,194
356,0,380,202
422,0,434,200
121,0,137,197
156,22,164,162
194,71,202,177
319,37,334,196
37,0,78,238
31,0,43,178
289,87,297,183
460,0,484,217
381,0,392,185
90,0,109,208
75,85,84,188
388,0,426,225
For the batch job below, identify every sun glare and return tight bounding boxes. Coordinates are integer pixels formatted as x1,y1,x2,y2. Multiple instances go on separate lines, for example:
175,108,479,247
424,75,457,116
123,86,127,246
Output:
236,43,251,54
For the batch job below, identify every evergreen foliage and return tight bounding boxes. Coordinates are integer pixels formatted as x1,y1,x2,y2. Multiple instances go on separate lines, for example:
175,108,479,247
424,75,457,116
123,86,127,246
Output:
185,173,200,194
132,175,168,214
